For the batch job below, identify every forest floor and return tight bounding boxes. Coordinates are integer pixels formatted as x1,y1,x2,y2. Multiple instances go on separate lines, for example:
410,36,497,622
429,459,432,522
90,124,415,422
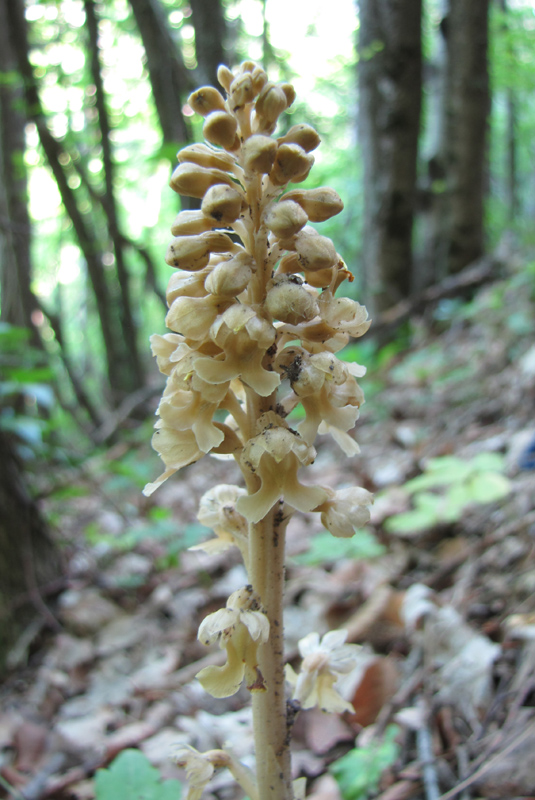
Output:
2,256,535,800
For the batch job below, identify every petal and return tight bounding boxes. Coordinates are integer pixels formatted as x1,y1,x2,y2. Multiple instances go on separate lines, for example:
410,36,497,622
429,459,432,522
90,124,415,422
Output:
198,607,239,644
240,609,270,642
196,639,245,698
321,629,349,652
298,631,321,657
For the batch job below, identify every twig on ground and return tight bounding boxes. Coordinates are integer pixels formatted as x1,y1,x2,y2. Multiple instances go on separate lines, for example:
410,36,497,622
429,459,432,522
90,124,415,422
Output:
436,722,535,800
416,697,441,800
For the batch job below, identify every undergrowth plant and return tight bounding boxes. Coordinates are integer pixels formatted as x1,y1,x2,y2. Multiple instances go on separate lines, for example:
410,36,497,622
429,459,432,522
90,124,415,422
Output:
143,61,373,800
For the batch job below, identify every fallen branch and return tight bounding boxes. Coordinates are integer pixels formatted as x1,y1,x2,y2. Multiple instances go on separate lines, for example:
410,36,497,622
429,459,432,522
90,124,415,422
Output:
371,256,500,338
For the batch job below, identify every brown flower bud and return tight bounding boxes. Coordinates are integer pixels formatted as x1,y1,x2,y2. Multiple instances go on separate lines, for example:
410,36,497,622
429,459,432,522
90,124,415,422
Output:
165,294,223,340
178,143,236,172
229,73,255,111
205,253,254,297
284,187,344,222
217,64,234,92
294,228,338,271
171,210,215,236
269,144,314,187
277,124,321,153
255,83,288,127
170,163,234,198
251,66,268,94
188,86,227,116
167,268,210,305
165,231,235,271
203,111,239,150
265,200,308,237
266,276,319,324
280,83,296,108
242,135,278,174
202,184,245,225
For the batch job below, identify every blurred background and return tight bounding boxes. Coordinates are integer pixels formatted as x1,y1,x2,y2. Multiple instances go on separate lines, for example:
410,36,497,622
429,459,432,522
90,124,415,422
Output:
1,0,535,682
2,3,535,796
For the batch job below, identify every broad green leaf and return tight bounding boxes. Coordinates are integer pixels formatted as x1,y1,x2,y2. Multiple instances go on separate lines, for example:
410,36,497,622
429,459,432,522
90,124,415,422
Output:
293,529,385,565
468,472,511,503
330,725,399,800
95,749,181,800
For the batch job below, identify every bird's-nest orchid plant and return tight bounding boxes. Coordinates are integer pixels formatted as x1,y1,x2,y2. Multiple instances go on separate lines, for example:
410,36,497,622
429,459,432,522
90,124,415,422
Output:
144,60,373,800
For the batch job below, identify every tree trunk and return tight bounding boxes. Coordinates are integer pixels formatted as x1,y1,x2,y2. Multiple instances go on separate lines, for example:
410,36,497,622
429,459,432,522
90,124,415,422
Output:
129,0,192,146
430,0,490,275
190,0,227,89
0,0,37,336
7,0,145,403
0,431,61,674
358,0,422,316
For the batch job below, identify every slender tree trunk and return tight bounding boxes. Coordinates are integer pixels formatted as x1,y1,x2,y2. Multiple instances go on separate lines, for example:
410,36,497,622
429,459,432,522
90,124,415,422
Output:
189,0,227,89
7,0,143,402
129,0,192,146
0,431,61,675
430,0,490,275
84,0,144,389
358,0,422,316
0,0,37,337
500,0,519,223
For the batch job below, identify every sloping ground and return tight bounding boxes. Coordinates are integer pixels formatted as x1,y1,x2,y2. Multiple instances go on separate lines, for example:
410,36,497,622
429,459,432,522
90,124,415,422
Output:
1,261,535,800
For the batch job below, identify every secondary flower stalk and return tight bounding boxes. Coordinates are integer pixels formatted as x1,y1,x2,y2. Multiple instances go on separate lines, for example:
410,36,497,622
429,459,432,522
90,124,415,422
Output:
145,60,372,800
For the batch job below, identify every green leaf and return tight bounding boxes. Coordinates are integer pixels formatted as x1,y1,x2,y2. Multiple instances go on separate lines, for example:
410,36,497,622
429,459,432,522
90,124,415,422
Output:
293,529,385,565
468,472,511,503
385,493,441,534
330,725,399,800
95,749,181,800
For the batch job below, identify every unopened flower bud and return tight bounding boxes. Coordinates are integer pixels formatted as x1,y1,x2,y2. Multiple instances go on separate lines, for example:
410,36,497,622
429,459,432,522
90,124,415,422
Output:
266,200,308,237
294,228,338,271
217,64,234,92
165,231,235,271
280,83,296,108
165,294,223,339
266,278,319,325
251,65,268,94
242,135,278,174
229,72,255,111
254,83,288,129
178,143,237,172
278,123,321,153
188,86,227,116
270,144,314,186
203,111,239,150
170,163,233,198
284,187,344,222
166,268,210,304
205,252,254,297
171,210,215,236
202,184,245,225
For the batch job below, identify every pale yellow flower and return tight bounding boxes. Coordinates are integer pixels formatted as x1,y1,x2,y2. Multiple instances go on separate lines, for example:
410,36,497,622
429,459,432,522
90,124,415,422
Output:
192,484,249,559
196,586,270,698
237,413,327,523
315,487,374,538
286,630,362,713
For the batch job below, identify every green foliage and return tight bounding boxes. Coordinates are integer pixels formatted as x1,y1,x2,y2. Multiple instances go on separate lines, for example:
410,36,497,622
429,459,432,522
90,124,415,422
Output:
95,749,181,800
0,324,55,455
385,454,511,535
293,529,384,566
85,504,208,570
330,725,400,800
